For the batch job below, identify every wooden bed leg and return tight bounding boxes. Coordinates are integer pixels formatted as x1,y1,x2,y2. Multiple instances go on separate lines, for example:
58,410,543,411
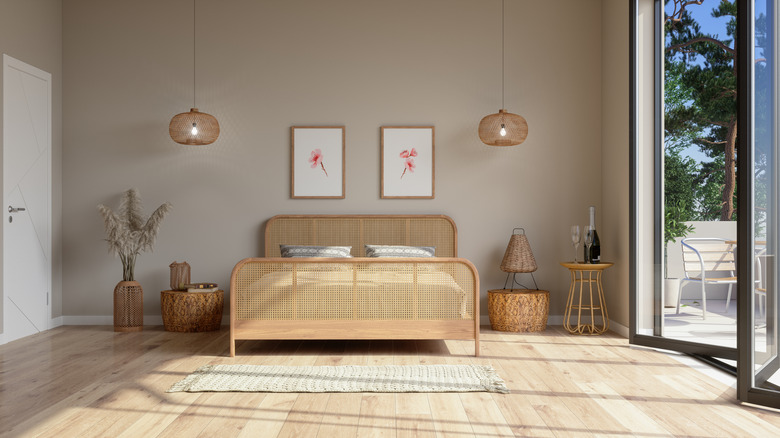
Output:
230,338,235,357
475,338,480,357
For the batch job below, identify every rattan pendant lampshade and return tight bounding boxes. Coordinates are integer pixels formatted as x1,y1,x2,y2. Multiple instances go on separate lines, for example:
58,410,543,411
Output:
479,110,528,146
169,0,220,146
169,109,219,145
479,0,528,147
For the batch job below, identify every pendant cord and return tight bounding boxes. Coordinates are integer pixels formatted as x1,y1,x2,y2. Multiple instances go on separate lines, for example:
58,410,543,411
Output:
501,0,505,110
193,0,197,109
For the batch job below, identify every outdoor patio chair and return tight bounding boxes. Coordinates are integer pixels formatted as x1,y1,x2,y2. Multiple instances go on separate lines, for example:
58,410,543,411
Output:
676,237,736,320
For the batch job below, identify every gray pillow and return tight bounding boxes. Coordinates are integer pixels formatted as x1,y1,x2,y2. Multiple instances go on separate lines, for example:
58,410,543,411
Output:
364,245,435,258
280,245,352,258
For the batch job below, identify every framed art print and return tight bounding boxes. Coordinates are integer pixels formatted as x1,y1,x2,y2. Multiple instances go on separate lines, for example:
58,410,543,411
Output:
381,126,434,199
291,126,345,199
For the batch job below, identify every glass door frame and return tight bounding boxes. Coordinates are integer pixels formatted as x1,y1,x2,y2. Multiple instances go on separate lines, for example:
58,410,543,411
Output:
629,0,737,361
630,0,780,409
736,0,780,409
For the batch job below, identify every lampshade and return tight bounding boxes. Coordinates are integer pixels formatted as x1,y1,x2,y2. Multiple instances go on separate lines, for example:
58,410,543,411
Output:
169,0,220,146
479,109,528,146
479,0,528,147
169,108,220,145
500,228,537,273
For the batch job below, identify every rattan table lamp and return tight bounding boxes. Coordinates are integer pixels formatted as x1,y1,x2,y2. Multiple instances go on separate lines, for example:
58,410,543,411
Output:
500,228,538,290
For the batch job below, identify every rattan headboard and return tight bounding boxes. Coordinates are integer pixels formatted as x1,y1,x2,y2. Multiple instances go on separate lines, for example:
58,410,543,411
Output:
264,215,458,257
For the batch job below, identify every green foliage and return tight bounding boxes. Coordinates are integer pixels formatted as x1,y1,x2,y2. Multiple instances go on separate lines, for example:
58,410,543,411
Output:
664,0,737,220
664,144,697,220
665,201,695,248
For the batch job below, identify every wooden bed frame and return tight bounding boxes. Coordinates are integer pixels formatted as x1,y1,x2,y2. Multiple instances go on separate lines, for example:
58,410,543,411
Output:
229,215,480,356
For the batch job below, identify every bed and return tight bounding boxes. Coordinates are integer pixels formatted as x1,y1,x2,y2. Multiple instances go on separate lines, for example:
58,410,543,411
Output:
229,215,480,356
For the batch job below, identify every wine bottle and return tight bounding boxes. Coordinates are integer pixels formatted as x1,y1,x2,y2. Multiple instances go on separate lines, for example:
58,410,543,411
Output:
584,206,601,263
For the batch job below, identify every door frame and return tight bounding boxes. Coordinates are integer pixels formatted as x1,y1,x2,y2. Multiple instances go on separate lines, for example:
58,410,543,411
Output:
628,0,738,360
736,0,780,408
2,54,52,344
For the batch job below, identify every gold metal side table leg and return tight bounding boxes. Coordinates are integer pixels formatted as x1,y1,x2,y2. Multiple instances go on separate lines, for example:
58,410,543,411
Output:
563,269,576,333
560,262,613,335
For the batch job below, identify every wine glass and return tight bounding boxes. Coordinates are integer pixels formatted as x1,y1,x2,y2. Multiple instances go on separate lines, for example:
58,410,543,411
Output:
584,225,594,263
570,225,581,263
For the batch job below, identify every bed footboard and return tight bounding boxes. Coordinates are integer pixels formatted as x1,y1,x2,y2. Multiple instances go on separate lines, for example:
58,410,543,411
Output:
229,257,480,357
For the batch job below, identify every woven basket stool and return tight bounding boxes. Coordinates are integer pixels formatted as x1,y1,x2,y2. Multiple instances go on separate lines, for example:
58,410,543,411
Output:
161,290,223,332
488,289,549,332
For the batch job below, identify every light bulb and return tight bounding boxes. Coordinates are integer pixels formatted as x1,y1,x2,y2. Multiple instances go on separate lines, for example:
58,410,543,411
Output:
191,123,198,136
499,124,507,137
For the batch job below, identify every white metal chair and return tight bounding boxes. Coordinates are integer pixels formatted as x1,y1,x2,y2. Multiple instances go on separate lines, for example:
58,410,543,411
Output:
676,238,736,320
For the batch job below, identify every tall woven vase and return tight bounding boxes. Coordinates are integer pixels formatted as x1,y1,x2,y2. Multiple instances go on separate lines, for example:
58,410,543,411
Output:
114,280,143,332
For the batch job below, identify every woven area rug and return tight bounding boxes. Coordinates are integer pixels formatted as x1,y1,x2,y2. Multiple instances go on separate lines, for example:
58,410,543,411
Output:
167,364,509,394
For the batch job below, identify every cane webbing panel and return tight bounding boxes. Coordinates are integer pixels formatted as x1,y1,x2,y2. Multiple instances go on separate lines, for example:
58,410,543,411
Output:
232,259,475,322
265,215,457,257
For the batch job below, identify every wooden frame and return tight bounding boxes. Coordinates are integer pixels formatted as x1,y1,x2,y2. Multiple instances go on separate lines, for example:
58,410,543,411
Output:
230,215,479,357
381,126,435,199
291,126,345,199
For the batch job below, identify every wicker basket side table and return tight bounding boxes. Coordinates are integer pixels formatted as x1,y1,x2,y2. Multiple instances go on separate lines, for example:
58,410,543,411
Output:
161,290,224,332
488,289,549,332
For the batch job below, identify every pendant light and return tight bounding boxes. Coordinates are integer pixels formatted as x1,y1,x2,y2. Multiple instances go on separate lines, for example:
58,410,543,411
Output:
478,0,528,147
169,0,220,145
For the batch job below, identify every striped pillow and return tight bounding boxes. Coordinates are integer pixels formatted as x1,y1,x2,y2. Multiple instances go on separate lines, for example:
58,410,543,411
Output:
279,245,353,258
364,245,436,258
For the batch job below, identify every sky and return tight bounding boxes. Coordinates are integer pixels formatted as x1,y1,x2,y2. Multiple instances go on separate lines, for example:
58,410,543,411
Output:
663,0,765,164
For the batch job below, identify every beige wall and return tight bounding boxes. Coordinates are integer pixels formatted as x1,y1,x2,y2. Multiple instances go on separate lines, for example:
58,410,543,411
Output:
601,0,630,329
62,0,609,323
0,0,63,333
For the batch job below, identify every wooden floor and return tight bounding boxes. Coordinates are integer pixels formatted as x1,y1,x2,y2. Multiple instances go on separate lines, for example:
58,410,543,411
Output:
2,326,780,438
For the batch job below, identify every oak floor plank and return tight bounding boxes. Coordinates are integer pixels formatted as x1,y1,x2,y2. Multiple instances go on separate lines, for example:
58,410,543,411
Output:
3,325,780,438
236,393,298,438
576,381,673,437
275,393,329,438
316,392,362,437
395,414,437,438
459,392,514,437
195,392,267,438
357,394,396,437
427,393,474,437
156,391,238,438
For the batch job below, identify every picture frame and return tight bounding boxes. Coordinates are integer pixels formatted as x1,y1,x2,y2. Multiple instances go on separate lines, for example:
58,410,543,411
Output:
291,126,345,199
380,126,435,199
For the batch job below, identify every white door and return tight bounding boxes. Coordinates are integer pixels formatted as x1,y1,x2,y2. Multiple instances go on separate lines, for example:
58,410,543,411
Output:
2,54,51,344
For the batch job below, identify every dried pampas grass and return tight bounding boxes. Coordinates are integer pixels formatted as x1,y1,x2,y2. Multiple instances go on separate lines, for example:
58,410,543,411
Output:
98,189,172,281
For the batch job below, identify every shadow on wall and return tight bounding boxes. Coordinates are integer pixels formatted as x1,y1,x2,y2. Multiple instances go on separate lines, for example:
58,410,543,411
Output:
667,220,736,300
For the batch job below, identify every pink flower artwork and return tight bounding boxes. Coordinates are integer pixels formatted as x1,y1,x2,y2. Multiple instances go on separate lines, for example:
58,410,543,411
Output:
399,148,418,179
309,148,328,177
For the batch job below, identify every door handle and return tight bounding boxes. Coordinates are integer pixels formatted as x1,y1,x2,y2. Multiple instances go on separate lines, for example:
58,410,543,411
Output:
8,206,26,213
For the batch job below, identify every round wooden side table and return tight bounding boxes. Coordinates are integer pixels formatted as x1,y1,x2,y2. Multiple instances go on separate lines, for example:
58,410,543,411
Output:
488,289,550,332
560,262,613,335
161,290,224,332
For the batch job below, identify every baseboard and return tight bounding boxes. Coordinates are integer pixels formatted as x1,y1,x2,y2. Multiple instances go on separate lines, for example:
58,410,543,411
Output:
479,314,629,338
609,320,629,338
62,315,164,326
57,314,627,337
479,314,565,326
50,316,63,329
